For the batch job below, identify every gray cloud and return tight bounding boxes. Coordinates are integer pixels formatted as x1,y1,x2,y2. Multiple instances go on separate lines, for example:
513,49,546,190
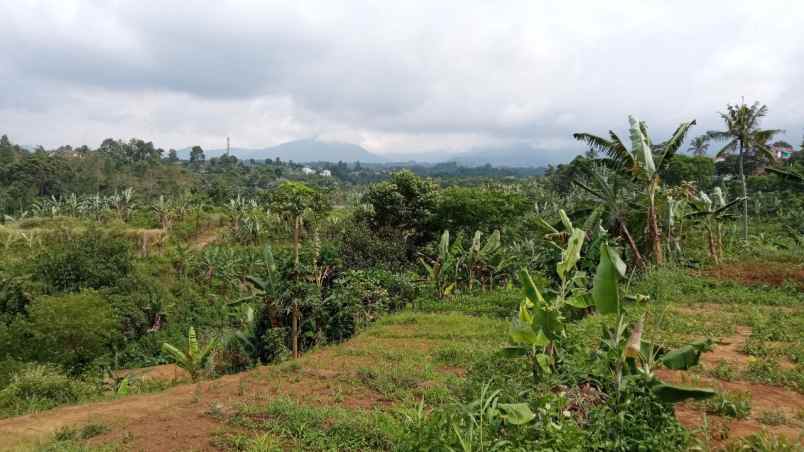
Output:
0,0,802,156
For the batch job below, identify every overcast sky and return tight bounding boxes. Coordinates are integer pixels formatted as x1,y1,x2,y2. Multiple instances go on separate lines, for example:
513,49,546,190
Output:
1,1,802,160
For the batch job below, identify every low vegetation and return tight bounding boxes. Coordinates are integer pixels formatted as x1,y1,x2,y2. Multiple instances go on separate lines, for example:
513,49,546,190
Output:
0,101,803,450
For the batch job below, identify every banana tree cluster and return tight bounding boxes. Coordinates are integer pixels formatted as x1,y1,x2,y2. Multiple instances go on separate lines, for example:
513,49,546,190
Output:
686,187,744,264
226,195,266,244
419,229,511,298
505,233,715,403
504,210,592,381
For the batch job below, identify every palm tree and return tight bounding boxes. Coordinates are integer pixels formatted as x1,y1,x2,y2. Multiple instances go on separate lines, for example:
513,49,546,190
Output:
705,102,782,240
573,116,696,264
687,135,709,156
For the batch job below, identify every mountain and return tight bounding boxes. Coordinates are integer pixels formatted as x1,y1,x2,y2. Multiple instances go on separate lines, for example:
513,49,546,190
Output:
179,139,564,167
448,143,555,167
180,139,386,163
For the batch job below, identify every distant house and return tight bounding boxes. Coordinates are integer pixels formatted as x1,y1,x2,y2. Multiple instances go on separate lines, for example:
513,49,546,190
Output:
319,169,332,177
301,167,316,175
772,143,794,160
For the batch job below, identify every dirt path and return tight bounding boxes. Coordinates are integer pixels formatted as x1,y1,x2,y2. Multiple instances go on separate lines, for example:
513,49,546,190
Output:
0,316,482,451
656,324,804,447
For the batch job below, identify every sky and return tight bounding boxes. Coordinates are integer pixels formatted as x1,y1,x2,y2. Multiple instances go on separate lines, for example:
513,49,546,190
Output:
1,0,803,162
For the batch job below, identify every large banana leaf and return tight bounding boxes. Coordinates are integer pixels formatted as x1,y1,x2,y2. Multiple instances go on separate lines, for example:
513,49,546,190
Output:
161,342,188,364
556,228,585,280
438,230,450,260
652,383,716,403
628,116,656,176
498,403,536,425
519,269,546,304
481,230,501,255
659,339,713,370
188,326,199,357
592,243,623,315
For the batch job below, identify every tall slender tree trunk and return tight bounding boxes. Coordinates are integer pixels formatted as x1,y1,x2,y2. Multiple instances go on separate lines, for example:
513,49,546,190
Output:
293,215,301,268
619,219,644,269
292,304,300,358
647,184,663,265
738,141,749,241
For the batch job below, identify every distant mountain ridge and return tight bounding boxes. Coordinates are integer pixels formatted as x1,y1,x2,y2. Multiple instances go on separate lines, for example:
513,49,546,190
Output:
179,139,558,167
179,139,385,163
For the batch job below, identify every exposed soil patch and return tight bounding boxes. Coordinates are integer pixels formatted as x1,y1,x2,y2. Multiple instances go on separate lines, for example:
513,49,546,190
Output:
701,261,804,290
656,324,804,447
0,321,460,451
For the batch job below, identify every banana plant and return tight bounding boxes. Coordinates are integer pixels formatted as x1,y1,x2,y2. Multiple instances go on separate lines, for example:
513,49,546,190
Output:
465,230,509,291
592,241,716,404
574,116,696,264
161,326,219,382
419,230,462,298
151,195,174,231
686,188,744,264
504,210,589,381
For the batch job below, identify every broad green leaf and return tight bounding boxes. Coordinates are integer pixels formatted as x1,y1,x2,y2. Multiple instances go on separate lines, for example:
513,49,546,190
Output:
481,230,501,255
557,228,585,280
607,243,627,278
532,305,562,340
438,230,450,260
498,403,536,425
444,282,456,296
652,383,716,403
565,296,591,309
659,339,713,370
510,318,546,346
592,243,621,315
535,353,552,374
161,342,187,363
519,269,545,304
518,302,533,324
629,116,656,176
559,209,573,232
188,326,199,357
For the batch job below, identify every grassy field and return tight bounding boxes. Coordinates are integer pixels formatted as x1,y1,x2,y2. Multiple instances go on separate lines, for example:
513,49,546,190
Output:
3,250,802,451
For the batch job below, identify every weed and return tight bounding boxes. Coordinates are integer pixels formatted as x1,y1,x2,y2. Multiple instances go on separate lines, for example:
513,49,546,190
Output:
757,409,788,426
701,391,751,419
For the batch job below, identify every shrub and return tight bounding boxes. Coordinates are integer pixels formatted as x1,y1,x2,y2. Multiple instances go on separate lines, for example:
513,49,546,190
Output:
323,270,392,342
0,365,97,417
338,219,412,271
24,290,120,374
34,229,132,293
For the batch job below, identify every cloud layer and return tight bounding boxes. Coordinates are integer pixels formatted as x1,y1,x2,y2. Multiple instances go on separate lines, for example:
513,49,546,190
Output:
1,1,802,160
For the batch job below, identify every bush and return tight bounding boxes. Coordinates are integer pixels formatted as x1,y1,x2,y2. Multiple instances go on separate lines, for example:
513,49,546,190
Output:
338,219,412,271
323,270,414,343
0,365,97,417
24,290,120,374
34,229,132,293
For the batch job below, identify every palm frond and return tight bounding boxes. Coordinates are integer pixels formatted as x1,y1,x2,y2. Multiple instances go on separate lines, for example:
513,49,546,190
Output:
715,139,738,158
657,120,696,172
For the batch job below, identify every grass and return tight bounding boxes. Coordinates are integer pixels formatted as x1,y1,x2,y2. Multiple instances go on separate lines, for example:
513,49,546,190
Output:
700,391,752,419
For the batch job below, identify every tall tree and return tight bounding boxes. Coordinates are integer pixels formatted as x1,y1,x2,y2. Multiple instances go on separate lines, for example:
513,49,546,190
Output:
270,181,329,358
687,135,709,156
189,146,205,164
573,116,696,265
705,102,782,240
